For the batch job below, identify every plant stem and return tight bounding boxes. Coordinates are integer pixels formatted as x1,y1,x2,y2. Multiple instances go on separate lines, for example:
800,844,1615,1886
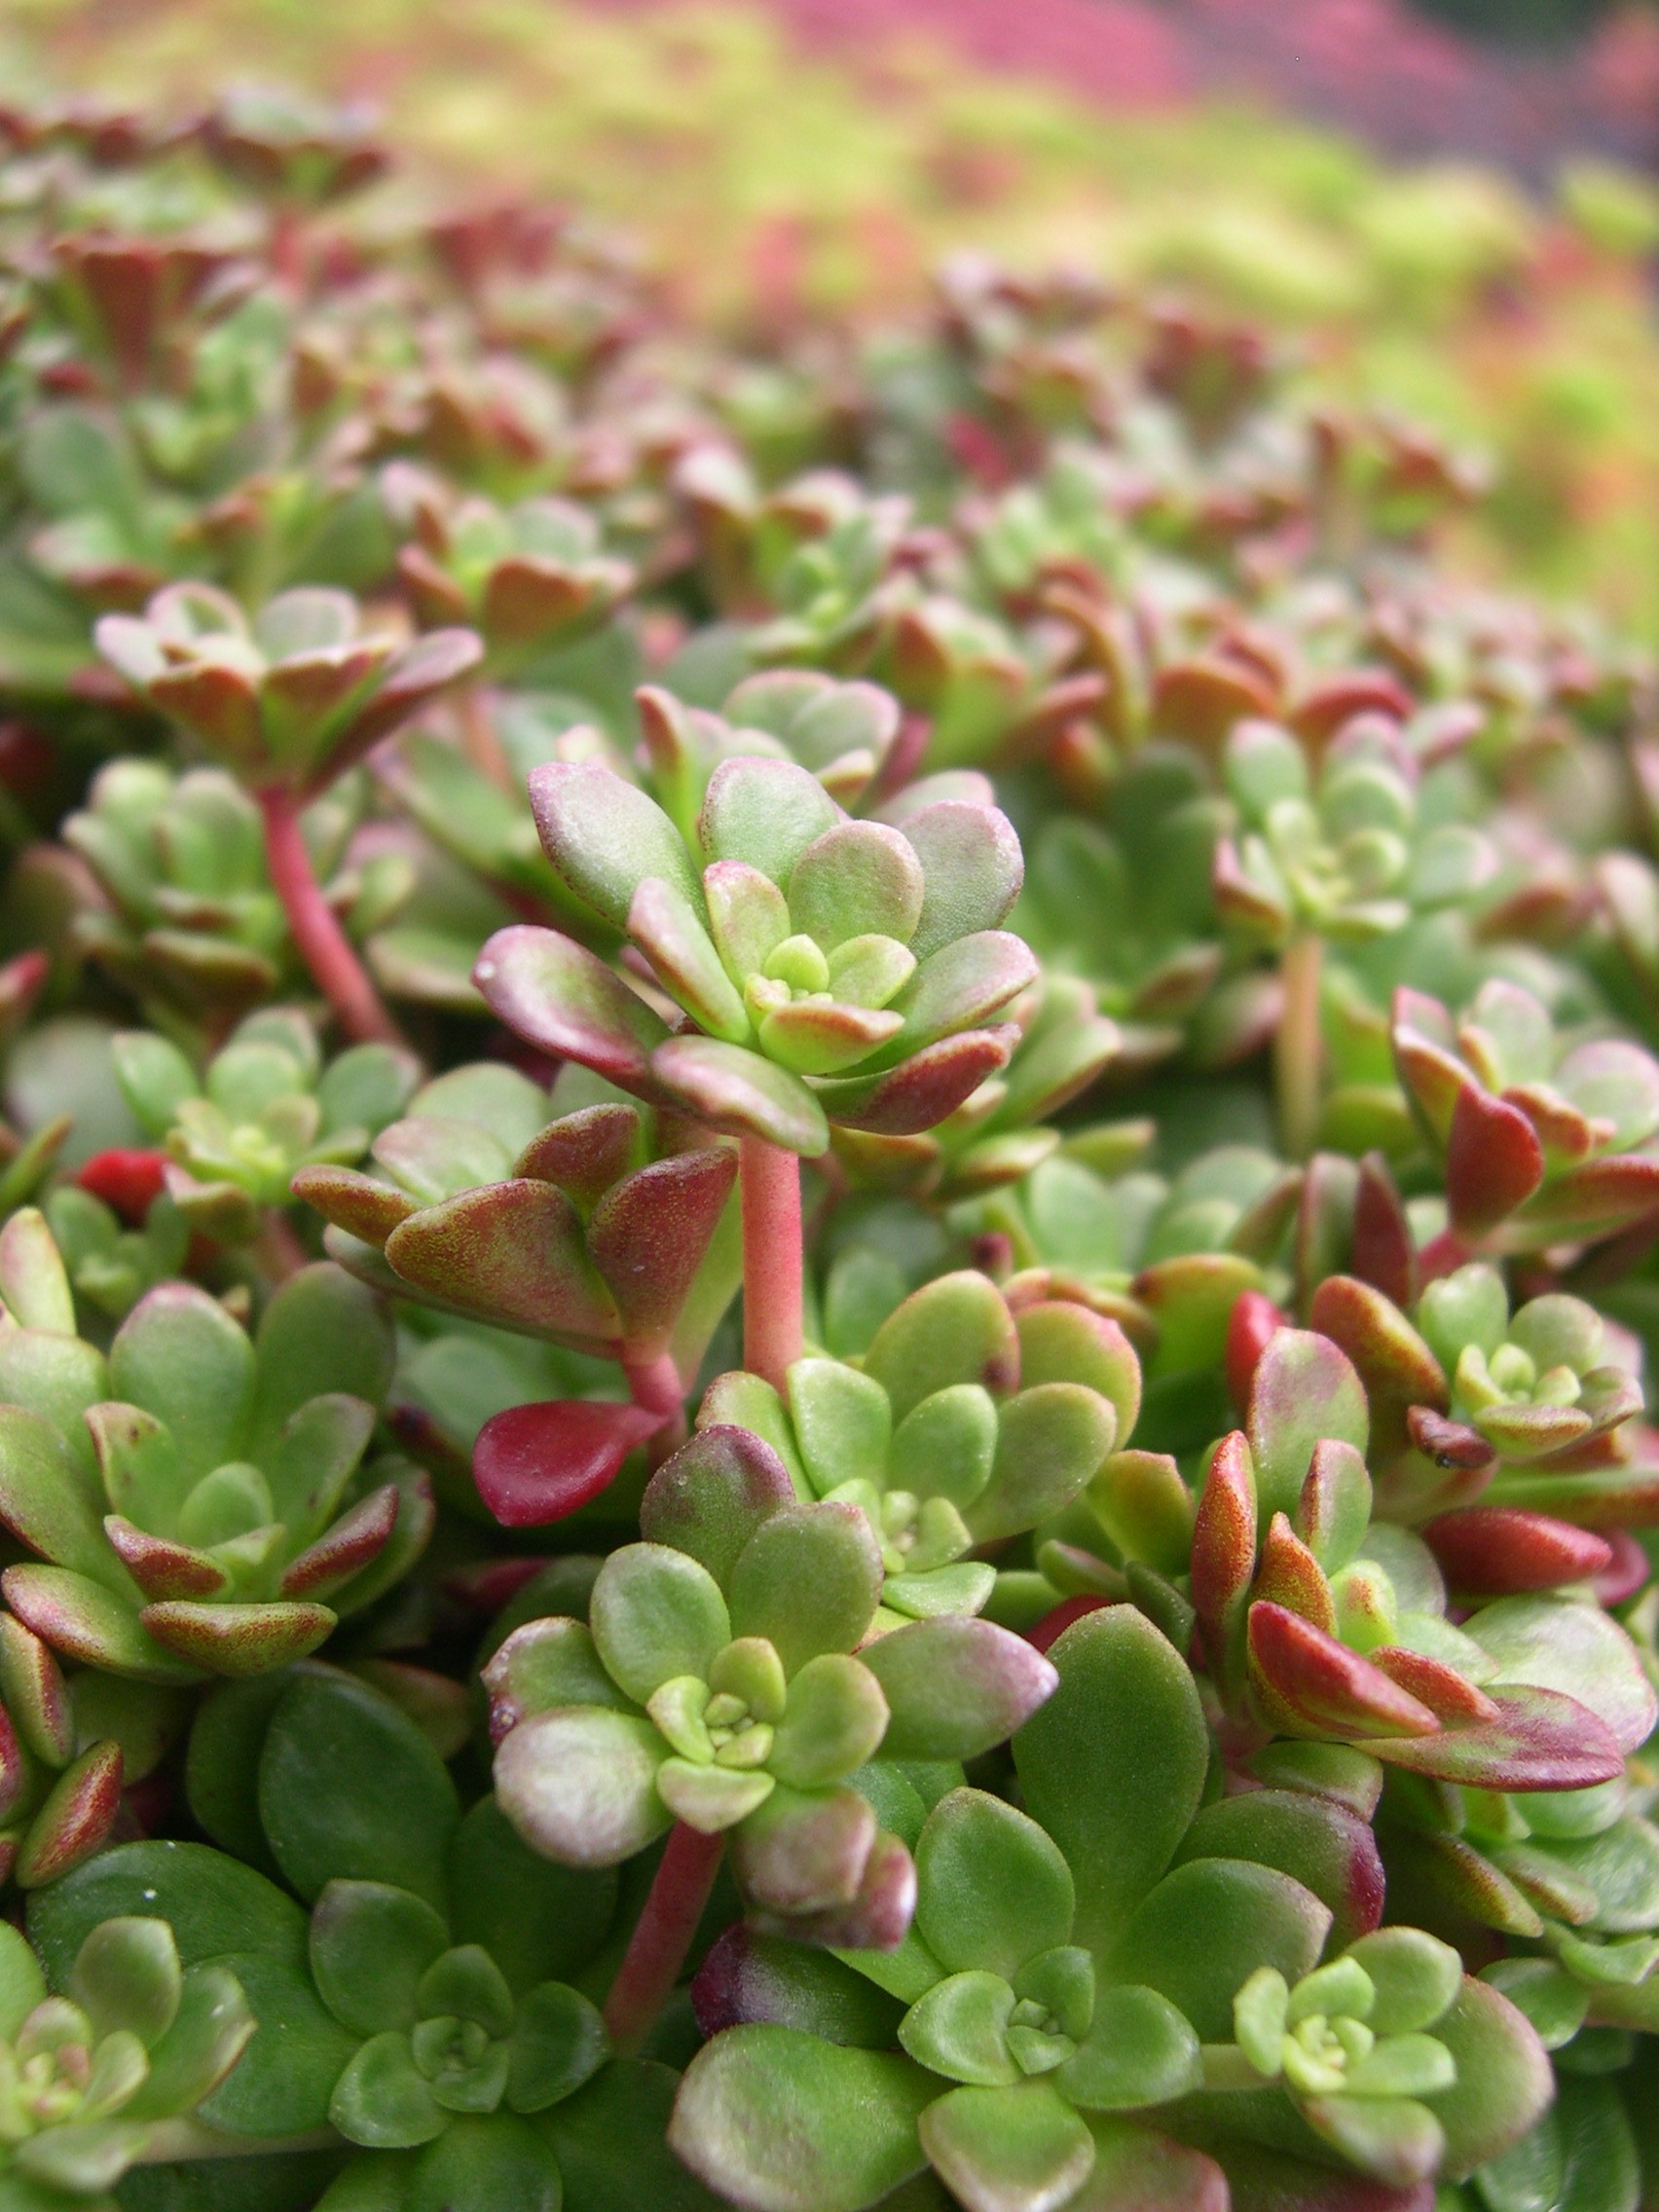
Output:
258,786,407,1048
740,1135,803,1389
1275,931,1323,1162
624,1349,687,1460
251,1207,309,1283
137,2122,341,2163
459,680,513,789
603,1821,724,2055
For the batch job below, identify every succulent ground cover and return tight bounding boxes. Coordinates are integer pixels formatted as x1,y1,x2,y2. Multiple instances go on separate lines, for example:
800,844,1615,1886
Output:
0,82,1655,2212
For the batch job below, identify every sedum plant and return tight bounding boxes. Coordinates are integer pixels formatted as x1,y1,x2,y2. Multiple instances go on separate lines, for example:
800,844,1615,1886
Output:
0,77,1655,2212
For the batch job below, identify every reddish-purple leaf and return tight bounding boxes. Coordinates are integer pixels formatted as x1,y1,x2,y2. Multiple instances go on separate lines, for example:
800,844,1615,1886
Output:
103,1516,231,1602
1421,1507,1613,1596
139,1599,336,1676
586,1147,739,1355
1370,1645,1498,1724
474,1399,667,1528
750,1828,917,1951
1225,1290,1284,1418
473,926,671,1096
1192,1431,1257,1698
290,1164,415,1246
385,1178,619,1346
1512,1153,1659,1239
1247,1603,1441,1742
1351,1152,1416,1310
1446,1083,1544,1237
1366,1686,1626,1791
15,1742,124,1888
1254,1513,1336,1633
280,1484,402,1597
812,1027,1014,1136
516,1104,641,1207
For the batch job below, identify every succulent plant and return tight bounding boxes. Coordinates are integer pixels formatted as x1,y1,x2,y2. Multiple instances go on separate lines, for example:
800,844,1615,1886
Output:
0,1914,251,2204
487,1416,1055,1942
111,1008,419,1243
0,68,1653,2212
0,1217,429,1677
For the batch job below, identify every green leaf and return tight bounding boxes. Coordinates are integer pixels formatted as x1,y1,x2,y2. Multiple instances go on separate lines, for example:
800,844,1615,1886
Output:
310,1881,450,2036
699,757,841,888
643,1422,800,1582
541,2054,724,2212
920,2080,1095,2212
590,1544,731,1705
864,1274,1017,1427
495,1708,671,1867
1464,1596,1657,1755
1345,1929,1462,2035
418,1946,515,2037
28,1840,308,1982
787,1362,892,1496
789,823,925,951
330,2029,447,2148
109,1286,254,1484
250,1264,394,1447
728,1504,882,1675
0,1924,45,2040
197,1950,359,2138
70,1916,180,2046
504,1980,608,2112
121,1961,256,2122
1477,2074,1640,2212
889,1388,999,1512
858,1617,1055,1761
1056,1986,1199,2111
652,1035,830,1156
0,1405,121,1584
1014,1607,1208,1958
447,1798,618,1995
184,1673,295,1872
770,1656,890,1789
1247,1330,1369,1530
1173,1790,1382,1951
915,1790,1073,1982
672,2024,934,2212
1104,1859,1332,2044
900,1971,1018,2086
966,1384,1117,1543
258,1671,461,1908
530,759,702,928
1420,1975,1552,2179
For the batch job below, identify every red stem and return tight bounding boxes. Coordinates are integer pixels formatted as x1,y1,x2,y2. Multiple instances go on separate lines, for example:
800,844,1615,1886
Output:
258,787,407,1048
740,1135,803,1391
603,1822,724,2055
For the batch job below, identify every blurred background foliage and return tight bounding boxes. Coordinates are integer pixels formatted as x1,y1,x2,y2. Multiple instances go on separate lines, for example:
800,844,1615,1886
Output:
7,0,1659,634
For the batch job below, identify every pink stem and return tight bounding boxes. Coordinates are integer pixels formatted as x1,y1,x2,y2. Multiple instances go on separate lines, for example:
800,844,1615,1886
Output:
603,1822,724,2055
258,787,407,1048
625,1349,688,1461
740,1136,803,1390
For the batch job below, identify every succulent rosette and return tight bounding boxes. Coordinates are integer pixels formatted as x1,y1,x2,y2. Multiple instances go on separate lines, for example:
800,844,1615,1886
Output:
93,584,482,799
486,1419,1055,1937
111,1008,420,1243
473,751,1035,1156
696,1270,1132,1622
0,1213,429,1677
0,1915,252,2206
1392,978,1659,1254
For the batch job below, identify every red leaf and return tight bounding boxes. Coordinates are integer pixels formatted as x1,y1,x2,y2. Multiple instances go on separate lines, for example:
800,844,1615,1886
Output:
74,1148,169,1227
474,1398,666,1527
1025,1594,1113,1654
1421,1507,1613,1597
1446,1083,1544,1237
1366,1686,1626,1791
1247,1603,1441,1741
1226,1289,1284,1418
1351,1151,1415,1309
